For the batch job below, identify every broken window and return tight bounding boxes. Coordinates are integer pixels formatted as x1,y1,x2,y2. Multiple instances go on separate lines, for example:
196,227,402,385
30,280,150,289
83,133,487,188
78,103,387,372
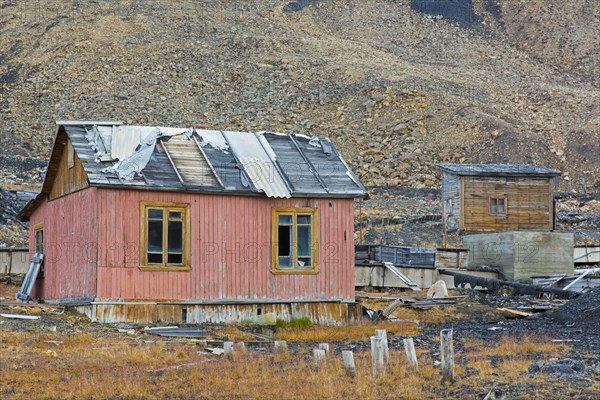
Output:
272,208,318,274
141,202,190,270
490,197,507,215
34,224,44,255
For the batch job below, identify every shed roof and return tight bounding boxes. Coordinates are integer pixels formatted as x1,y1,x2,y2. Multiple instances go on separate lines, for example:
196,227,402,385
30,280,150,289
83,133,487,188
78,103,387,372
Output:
20,122,367,219
435,163,561,177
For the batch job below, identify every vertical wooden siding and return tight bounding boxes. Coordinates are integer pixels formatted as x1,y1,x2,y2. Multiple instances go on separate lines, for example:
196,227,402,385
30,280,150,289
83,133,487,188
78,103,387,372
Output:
441,171,461,232
49,138,89,200
462,176,552,232
28,188,99,300
96,189,355,302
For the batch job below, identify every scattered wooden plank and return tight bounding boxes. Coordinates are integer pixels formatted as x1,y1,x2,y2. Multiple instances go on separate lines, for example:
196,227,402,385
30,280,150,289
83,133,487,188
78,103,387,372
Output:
205,347,225,355
246,332,275,342
0,313,40,320
16,253,44,302
497,307,532,317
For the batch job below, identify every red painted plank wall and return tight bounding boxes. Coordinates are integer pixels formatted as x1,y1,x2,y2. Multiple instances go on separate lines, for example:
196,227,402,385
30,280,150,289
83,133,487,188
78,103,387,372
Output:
95,188,355,302
28,188,99,300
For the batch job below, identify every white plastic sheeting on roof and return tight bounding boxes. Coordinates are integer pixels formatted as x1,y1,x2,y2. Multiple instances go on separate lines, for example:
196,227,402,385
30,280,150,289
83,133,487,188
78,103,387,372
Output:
196,130,230,151
101,127,191,181
111,126,141,160
84,125,113,160
222,131,291,198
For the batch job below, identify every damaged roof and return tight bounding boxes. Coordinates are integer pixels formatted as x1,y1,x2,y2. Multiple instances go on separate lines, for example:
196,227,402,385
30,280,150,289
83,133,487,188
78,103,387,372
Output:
21,122,367,218
435,163,561,177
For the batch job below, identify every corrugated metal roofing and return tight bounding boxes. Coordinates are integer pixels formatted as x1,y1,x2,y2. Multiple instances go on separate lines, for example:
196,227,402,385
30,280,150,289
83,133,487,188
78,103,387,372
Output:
57,122,367,199
436,163,561,177
222,131,292,198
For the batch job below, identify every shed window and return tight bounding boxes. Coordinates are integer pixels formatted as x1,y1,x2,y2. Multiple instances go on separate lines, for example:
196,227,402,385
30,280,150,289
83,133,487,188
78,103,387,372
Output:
272,208,318,274
489,197,507,215
140,202,191,271
34,224,44,255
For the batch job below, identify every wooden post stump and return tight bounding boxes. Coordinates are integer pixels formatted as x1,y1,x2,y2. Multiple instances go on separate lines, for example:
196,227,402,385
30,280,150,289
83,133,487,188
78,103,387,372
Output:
235,342,246,352
370,336,385,376
342,350,356,378
274,340,288,353
318,343,330,354
375,329,389,363
403,337,419,371
440,329,455,384
313,349,326,369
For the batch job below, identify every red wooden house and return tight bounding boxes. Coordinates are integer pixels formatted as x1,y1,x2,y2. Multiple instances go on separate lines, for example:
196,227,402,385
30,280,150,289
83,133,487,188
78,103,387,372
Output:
19,121,367,324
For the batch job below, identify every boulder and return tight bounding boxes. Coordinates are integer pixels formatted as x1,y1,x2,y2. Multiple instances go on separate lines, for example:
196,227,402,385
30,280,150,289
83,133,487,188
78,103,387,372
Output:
427,280,448,298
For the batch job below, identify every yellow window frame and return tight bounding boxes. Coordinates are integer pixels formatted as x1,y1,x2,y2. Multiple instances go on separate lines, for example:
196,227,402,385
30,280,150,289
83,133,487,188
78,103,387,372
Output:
271,207,319,275
139,201,191,271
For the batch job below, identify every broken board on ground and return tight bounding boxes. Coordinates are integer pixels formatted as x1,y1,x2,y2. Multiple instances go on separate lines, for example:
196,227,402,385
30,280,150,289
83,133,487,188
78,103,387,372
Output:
143,326,226,340
16,253,44,302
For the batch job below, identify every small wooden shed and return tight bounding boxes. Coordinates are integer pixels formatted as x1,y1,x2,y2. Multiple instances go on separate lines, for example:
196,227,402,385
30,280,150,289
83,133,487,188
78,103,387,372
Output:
19,121,368,324
436,164,560,234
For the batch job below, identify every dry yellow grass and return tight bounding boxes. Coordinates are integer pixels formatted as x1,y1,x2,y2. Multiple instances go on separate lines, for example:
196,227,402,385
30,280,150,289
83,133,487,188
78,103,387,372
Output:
462,334,570,359
0,328,584,400
274,320,420,342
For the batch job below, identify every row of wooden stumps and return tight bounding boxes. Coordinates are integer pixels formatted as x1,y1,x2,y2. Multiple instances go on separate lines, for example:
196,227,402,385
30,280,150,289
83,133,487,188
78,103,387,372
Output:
368,328,454,383
221,329,455,383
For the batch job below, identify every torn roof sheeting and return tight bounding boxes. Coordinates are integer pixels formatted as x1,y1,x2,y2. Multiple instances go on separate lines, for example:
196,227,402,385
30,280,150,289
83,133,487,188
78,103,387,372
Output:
57,122,368,199
223,131,292,198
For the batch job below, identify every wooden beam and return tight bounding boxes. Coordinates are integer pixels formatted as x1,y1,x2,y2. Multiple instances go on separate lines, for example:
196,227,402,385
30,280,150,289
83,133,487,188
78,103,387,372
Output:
160,141,185,185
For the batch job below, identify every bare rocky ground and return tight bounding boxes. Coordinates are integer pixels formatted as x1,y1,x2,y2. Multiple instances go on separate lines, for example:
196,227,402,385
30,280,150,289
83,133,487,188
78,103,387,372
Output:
1,0,598,247
0,0,598,189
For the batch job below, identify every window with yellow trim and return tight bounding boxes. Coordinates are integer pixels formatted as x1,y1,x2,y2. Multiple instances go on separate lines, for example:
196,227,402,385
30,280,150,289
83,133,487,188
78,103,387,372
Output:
272,208,318,274
140,202,191,270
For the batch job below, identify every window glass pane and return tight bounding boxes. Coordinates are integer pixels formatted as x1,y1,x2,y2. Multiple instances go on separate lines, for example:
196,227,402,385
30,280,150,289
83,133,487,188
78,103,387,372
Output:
168,220,183,253
298,257,311,267
491,199,497,213
169,211,182,220
278,225,292,257
168,253,183,264
278,257,292,267
148,253,162,264
148,220,163,253
297,215,311,225
498,199,505,213
35,230,44,254
148,209,163,219
278,215,292,225
297,225,311,257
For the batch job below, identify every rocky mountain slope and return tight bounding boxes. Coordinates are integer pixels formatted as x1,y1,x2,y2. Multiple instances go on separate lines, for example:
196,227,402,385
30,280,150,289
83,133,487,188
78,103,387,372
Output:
0,0,598,246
